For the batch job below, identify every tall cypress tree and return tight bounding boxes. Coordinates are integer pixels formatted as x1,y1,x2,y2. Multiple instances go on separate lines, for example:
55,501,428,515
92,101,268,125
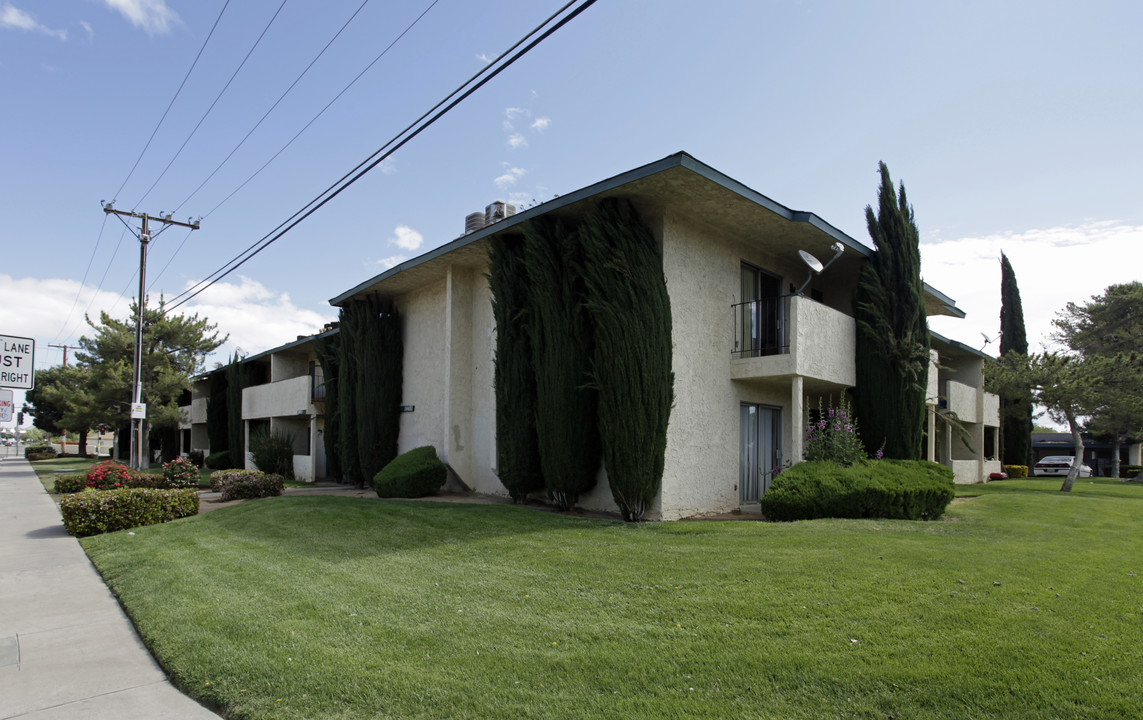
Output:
524,215,600,511
224,352,249,468
580,199,674,521
354,295,402,484
314,332,341,481
853,162,930,460
998,252,1033,466
336,304,362,486
488,233,545,502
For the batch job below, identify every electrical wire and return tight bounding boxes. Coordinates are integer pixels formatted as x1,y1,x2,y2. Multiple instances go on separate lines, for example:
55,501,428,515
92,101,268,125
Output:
164,0,597,315
50,212,109,344
112,0,231,203
132,0,289,208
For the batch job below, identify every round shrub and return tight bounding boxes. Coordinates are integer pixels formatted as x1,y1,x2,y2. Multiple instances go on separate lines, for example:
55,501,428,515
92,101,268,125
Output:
760,460,954,522
84,460,138,490
25,445,57,460
373,446,447,498
214,470,284,502
161,456,200,489
187,450,205,468
1002,465,1029,479
205,450,233,470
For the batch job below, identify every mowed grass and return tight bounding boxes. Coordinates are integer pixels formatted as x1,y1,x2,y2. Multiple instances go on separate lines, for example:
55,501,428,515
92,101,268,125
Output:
81,478,1143,720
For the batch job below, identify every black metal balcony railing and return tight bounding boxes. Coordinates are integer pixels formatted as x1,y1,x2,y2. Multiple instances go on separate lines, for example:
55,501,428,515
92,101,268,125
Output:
732,296,790,359
311,378,327,403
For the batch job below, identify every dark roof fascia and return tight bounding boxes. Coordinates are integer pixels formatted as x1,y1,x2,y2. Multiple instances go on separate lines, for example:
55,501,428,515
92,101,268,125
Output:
924,283,965,318
930,330,992,361
329,152,879,306
239,327,339,366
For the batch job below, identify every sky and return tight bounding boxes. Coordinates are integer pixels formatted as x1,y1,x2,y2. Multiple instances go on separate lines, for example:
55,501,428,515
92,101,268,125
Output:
2,0,1141,426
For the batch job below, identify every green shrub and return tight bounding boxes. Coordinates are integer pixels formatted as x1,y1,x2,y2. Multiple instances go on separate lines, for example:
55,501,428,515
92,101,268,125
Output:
161,456,200,489
211,469,284,501
249,430,294,480
205,450,233,470
1122,465,1143,479
24,445,56,459
373,446,447,498
54,473,88,494
84,460,139,489
1003,464,1029,479
58,488,198,537
760,460,955,522
187,450,205,468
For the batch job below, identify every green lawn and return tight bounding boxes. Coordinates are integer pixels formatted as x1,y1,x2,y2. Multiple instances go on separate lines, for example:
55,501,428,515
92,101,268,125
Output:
81,478,1142,720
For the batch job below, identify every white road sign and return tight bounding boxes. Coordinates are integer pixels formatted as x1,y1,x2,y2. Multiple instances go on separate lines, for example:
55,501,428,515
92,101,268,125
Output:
0,335,35,390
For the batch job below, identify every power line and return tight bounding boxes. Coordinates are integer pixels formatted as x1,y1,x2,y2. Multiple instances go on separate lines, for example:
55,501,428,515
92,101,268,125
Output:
164,0,598,314
194,0,443,222
50,213,109,344
133,0,289,208
112,0,231,202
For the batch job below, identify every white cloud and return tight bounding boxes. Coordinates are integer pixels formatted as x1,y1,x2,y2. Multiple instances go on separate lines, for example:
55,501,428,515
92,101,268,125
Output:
180,276,335,364
476,52,492,64
389,225,423,251
1,4,67,40
102,0,178,35
80,20,93,39
507,133,527,149
531,117,551,131
494,167,526,190
505,107,527,121
376,256,406,271
923,221,1143,355
378,159,396,175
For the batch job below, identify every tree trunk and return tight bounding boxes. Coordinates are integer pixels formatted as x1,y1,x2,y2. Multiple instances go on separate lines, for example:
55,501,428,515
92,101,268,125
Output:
1112,437,1122,479
1061,411,1084,492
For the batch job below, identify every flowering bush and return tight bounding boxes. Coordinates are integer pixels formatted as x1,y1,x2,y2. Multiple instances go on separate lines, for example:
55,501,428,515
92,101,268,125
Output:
803,396,869,465
209,469,284,501
83,460,139,490
58,488,199,536
162,456,200,489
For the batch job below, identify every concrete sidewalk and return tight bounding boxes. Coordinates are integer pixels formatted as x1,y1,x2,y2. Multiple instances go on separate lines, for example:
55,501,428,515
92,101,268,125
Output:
0,458,221,720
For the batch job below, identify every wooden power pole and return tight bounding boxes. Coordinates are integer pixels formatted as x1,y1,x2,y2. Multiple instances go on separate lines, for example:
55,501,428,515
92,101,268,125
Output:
101,203,200,470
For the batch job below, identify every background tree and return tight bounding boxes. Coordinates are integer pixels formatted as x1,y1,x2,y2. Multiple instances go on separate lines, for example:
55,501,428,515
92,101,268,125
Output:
988,351,1141,491
336,304,362,486
488,233,545,502
23,365,110,455
347,295,402,484
524,215,600,511
580,199,673,521
1052,282,1143,476
853,162,930,460
75,298,225,464
998,252,1033,466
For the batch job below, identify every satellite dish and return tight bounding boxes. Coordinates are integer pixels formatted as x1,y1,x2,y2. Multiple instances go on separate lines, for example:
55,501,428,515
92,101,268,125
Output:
798,249,824,274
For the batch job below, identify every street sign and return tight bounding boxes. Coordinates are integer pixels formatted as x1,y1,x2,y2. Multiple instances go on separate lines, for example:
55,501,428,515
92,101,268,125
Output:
131,403,147,419
0,389,12,422
0,334,35,390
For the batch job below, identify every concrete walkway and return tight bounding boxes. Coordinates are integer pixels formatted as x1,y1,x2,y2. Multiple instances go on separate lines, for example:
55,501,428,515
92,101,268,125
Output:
0,458,221,720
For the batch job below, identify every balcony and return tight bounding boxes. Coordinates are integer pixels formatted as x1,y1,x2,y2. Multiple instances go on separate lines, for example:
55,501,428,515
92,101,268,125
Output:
243,375,313,420
944,380,980,423
730,295,855,386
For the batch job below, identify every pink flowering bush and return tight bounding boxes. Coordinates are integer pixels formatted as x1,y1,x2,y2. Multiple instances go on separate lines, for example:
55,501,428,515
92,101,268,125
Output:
58,488,198,536
83,460,139,490
161,456,200,489
804,396,868,465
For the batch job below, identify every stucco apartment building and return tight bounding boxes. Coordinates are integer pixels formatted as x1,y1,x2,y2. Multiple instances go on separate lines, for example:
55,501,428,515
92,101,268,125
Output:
183,152,1000,518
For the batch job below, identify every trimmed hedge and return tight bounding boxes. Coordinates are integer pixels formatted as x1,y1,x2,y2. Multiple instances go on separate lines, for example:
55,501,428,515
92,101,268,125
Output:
1122,465,1143,480
1002,465,1029,479
210,469,284,501
58,488,199,537
373,446,447,498
25,445,57,460
760,460,955,522
54,473,88,494
205,450,234,470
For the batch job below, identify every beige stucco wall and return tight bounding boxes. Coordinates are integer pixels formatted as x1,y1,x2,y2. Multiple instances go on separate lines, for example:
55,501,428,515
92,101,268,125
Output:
983,392,1000,426
188,397,207,424
946,380,979,423
398,279,448,455
243,375,312,419
271,351,309,383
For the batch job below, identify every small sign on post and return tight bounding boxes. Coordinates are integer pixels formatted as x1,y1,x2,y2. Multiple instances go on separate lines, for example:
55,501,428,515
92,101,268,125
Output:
0,389,13,422
0,334,35,390
131,403,147,419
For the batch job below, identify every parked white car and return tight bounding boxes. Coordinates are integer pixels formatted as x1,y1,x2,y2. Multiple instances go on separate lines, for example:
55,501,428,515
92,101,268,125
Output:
1033,456,1093,478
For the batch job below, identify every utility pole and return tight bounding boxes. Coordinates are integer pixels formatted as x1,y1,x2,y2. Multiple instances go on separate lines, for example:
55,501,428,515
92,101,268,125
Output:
101,203,200,470
48,344,69,454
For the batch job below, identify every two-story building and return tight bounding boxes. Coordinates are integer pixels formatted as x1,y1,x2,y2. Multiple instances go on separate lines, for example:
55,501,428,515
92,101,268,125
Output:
324,152,999,519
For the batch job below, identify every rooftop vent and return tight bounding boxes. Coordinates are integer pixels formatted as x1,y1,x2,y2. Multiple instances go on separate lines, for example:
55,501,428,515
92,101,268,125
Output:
464,201,517,234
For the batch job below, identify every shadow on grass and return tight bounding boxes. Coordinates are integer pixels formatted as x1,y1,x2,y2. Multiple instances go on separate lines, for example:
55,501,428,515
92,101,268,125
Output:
183,494,623,562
